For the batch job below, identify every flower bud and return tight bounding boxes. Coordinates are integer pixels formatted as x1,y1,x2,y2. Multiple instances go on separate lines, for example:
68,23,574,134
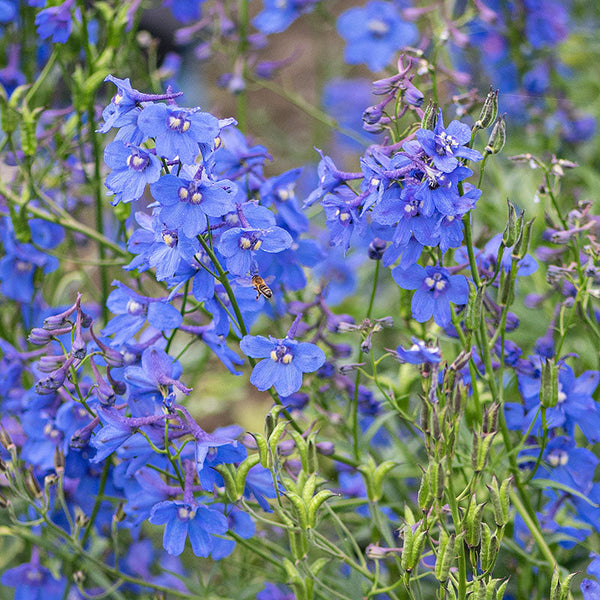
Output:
368,237,387,260
540,357,559,408
502,199,519,247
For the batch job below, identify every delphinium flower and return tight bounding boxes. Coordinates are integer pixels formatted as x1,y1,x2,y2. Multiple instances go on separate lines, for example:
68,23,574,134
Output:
150,167,238,238
336,0,419,72
102,281,182,346
35,0,77,44
0,218,63,303
216,207,293,276
257,583,296,600
394,338,442,365
259,168,308,233
322,188,366,254
138,103,222,164
240,315,325,396
417,109,483,173
252,0,319,34
1,550,65,598
104,141,162,205
393,264,469,328
165,0,206,22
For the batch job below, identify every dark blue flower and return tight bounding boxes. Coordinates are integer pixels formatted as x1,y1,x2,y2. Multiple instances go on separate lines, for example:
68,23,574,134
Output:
149,500,228,557
392,264,469,327
322,189,366,253
336,1,418,72
138,103,221,164
257,583,296,600
104,141,162,205
240,334,325,396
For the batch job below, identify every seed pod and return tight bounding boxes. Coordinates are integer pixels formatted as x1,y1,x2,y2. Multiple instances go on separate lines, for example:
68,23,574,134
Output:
307,439,318,474
249,433,269,468
479,523,497,573
308,490,336,528
464,495,485,548
417,467,432,512
502,199,518,247
464,280,483,331
421,100,438,130
372,461,396,501
434,531,456,583
214,464,239,503
513,218,535,261
234,453,261,498
407,528,428,572
485,114,506,155
24,468,42,499
286,491,308,530
475,87,499,130
540,358,559,408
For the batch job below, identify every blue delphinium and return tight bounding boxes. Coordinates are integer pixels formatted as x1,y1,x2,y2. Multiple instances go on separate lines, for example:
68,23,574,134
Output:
150,168,238,238
392,264,469,328
104,141,162,205
336,0,418,72
138,103,221,164
395,338,442,364
148,500,228,557
417,109,483,173
35,0,76,44
240,331,325,397
1,553,65,599
252,0,319,34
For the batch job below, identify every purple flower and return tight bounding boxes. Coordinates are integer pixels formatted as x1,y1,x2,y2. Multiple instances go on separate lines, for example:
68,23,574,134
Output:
138,103,221,164
417,109,483,173
336,1,418,72
392,264,469,327
104,141,162,205
149,500,228,557
240,334,325,396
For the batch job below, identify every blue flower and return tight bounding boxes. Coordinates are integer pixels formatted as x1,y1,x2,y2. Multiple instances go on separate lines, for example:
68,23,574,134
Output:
336,1,418,72
240,334,325,396
252,0,318,34
148,500,228,557
150,170,237,238
210,504,256,559
395,338,442,365
35,0,76,44
104,141,162,205
257,583,296,600
138,103,221,164
1,558,65,599
392,264,469,327
417,110,483,173
216,225,293,276
103,281,182,346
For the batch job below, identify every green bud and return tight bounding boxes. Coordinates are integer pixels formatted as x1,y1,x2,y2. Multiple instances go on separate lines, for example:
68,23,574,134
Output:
550,568,561,600
540,357,559,408
475,87,499,130
483,402,500,435
559,573,576,600
485,114,506,155
432,458,445,500
7,201,31,244
421,100,438,130
264,405,285,438
480,525,499,573
311,558,329,576
498,270,514,306
502,199,518,247
487,476,511,527
494,579,509,600
475,580,487,600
